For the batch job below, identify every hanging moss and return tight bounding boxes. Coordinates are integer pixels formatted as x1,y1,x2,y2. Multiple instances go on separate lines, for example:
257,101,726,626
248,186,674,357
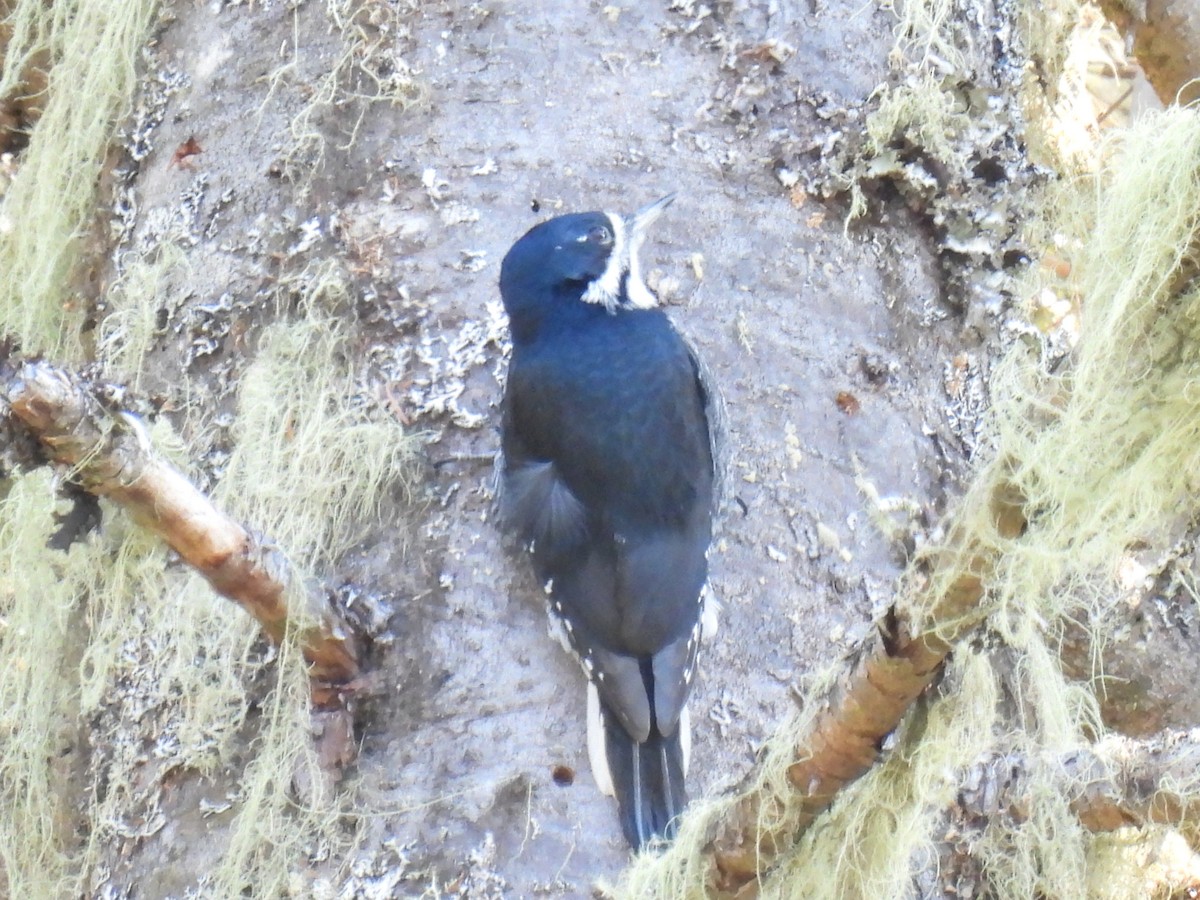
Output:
0,0,158,359
618,9,1200,896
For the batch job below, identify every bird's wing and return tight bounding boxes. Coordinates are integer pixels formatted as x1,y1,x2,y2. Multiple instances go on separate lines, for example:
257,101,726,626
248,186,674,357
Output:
684,334,728,519
500,323,714,737
650,628,699,736
498,457,588,552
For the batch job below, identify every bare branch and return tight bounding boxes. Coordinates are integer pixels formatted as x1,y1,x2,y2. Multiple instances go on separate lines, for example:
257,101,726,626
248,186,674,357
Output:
2,360,361,696
706,479,1028,894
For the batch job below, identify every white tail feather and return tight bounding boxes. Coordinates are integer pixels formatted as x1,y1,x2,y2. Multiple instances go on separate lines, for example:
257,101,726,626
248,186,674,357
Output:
587,682,615,796
679,704,692,776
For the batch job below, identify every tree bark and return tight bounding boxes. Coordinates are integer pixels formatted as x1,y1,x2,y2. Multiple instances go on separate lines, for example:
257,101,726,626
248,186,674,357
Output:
1,359,361,701
1101,0,1200,106
958,733,1200,833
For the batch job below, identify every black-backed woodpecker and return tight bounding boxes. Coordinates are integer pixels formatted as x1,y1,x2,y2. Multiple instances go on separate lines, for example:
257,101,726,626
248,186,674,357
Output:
497,195,719,849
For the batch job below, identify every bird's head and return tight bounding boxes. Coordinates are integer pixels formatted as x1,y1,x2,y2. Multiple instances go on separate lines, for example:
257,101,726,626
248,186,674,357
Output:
499,195,675,335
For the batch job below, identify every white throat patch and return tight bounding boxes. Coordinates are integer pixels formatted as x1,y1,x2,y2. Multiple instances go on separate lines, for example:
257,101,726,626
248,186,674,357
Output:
580,212,658,312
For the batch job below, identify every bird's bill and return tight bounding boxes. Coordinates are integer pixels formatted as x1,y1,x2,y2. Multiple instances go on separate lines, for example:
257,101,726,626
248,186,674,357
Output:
628,193,676,236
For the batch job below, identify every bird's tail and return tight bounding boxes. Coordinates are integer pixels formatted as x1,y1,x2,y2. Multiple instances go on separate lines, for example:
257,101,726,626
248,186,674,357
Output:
600,698,688,849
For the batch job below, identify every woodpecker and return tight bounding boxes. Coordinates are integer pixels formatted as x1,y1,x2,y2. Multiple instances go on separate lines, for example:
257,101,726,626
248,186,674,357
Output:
497,195,718,849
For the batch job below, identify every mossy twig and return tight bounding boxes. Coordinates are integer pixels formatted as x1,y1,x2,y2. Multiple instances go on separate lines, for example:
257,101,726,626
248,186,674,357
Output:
706,481,1028,895
2,359,362,696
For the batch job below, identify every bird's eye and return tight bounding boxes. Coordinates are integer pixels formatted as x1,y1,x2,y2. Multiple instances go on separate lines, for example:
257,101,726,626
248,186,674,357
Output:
588,225,613,245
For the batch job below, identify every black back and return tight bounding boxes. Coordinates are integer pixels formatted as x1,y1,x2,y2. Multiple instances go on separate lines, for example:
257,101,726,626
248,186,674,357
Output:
498,208,715,846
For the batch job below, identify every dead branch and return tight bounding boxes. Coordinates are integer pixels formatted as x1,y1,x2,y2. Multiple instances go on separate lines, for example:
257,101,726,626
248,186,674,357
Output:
1,359,361,698
693,467,1195,898
705,479,1028,896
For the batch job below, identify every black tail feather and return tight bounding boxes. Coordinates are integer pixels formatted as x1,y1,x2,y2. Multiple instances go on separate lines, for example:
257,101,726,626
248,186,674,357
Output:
602,701,687,849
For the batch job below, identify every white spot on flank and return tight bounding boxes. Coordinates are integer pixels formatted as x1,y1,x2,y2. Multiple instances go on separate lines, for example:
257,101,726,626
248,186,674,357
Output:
543,578,554,595
546,609,573,654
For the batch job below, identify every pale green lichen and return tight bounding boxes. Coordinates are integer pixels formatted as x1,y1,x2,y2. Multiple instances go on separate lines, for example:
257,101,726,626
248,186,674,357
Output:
1,2,422,892
619,42,1200,900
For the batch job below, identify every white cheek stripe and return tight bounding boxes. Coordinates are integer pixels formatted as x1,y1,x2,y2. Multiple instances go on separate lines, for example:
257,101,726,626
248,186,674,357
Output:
579,210,660,312
581,212,626,311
